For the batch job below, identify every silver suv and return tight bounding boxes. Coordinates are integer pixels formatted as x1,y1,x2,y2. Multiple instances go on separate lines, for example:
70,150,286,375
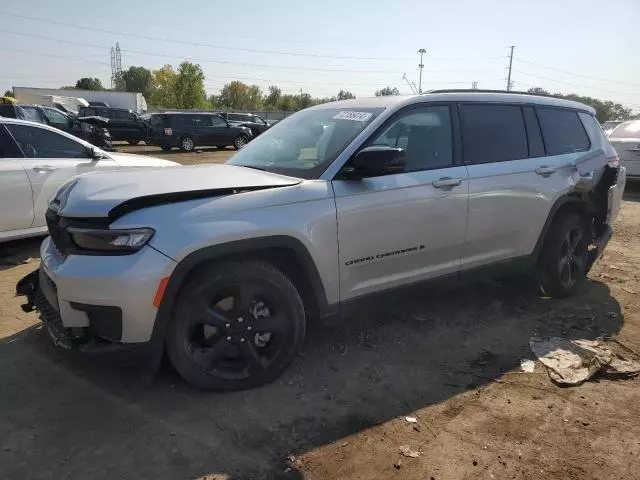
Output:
17,91,626,390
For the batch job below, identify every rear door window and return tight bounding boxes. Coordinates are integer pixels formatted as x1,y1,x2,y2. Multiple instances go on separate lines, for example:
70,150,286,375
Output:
459,104,528,164
536,107,590,154
150,115,165,127
211,115,227,127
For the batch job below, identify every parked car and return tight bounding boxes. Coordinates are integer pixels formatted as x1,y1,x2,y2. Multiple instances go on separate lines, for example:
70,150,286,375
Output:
147,112,253,151
609,119,640,180
0,118,178,242
78,106,147,145
88,101,110,107
217,112,272,137
16,91,625,391
0,103,113,149
602,120,624,136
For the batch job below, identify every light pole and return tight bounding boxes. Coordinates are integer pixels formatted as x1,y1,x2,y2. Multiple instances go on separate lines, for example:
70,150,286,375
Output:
418,48,426,93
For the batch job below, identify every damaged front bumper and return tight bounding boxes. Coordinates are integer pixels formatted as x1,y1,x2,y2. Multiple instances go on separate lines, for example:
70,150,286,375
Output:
16,266,151,355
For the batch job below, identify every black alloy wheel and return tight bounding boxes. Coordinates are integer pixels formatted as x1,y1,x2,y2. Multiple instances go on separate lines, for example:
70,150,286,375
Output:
167,261,306,390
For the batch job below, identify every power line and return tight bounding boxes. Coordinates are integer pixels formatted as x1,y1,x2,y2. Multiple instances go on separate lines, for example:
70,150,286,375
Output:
0,11,414,62
513,69,640,98
0,28,498,75
516,58,640,87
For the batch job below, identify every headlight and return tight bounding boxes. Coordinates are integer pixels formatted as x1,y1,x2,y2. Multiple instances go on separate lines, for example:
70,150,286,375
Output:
68,227,154,254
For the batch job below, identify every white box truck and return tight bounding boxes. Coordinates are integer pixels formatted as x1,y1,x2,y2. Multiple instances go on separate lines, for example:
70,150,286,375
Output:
13,87,147,113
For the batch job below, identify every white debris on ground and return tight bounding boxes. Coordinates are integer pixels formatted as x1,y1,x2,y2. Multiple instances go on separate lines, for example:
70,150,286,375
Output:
399,445,421,458
404,416,418,423
520,359,536,373
529,337,640,385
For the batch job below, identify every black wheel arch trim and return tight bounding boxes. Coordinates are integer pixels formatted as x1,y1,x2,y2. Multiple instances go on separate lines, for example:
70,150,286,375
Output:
149,235,332,348
531,194,591,263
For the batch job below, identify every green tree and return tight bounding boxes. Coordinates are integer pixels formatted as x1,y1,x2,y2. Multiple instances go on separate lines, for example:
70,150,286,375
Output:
375,86,400,96
277,94,299,111
265,85,281,108
336,90,355,100
217,81,263,110
174,62,207,109
121,66,153,98
527,87,632,122
527,87,550,95
75,77,104,90
3,89,12,97
149,65,178,108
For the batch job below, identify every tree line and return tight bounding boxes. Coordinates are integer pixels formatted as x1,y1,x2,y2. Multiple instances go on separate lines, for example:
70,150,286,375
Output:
3,61,634,121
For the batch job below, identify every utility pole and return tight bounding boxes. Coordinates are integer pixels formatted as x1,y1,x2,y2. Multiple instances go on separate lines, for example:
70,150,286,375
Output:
472,81,478,90
506,45,515,91
418,48,426,93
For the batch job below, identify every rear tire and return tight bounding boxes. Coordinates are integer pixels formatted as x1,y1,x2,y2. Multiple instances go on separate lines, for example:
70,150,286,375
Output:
233,134,249,150
166,260,306,391
127,138,141,145
180,135,195,152
537,212,589,298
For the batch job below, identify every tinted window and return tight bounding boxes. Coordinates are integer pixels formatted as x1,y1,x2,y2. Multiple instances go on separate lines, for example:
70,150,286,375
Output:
150,115,165,127
522,106,545,157
0,126,23,157
460,104,528,163
0,105,17,118
211,115,226,127
81,107,96,116
44,108,69,124
228,114,241,121
193,114,212,126
21,106,45,123
537,107,590,154
367,105,453,171
609,120,640,139
6,124,89,159
113,110,130,120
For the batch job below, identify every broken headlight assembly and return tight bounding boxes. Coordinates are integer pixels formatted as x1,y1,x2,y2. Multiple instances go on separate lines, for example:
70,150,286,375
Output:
67,227,155,254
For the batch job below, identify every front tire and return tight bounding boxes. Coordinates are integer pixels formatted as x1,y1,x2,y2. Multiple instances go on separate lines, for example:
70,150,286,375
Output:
233,134,249,150
537,213,589,298
166,260,306,391
180,135,195,152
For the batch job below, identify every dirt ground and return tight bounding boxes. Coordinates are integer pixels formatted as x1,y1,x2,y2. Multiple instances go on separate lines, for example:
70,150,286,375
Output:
1,146,640,479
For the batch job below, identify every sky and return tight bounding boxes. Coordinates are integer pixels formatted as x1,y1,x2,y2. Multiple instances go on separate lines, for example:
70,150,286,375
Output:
1,0,639,111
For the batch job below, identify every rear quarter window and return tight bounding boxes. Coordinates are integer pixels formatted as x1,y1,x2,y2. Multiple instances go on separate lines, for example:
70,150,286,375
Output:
536,107,590,154
150,115,166,127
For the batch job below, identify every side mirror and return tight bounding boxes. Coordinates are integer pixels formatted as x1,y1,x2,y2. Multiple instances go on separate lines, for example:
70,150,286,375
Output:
346,146,406,178
86,146,100,160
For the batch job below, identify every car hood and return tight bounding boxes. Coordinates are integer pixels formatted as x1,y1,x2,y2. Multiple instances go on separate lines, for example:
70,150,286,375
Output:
55,163,302,218
107,152,179,168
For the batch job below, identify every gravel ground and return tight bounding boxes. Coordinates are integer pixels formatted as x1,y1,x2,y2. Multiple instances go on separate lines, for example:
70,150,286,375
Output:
1,149,640,479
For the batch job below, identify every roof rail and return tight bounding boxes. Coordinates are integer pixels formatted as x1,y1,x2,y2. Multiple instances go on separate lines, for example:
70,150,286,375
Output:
426,88,547,96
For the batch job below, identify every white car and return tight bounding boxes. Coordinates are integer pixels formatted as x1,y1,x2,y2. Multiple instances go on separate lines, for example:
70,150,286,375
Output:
0,118,178,242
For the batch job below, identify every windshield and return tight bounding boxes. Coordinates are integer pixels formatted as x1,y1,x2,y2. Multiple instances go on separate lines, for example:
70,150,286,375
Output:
609,120,640,139
227,107,383,179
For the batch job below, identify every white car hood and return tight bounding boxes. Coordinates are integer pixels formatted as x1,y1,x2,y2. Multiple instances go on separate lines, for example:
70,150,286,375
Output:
55,163,302,218
108,152,179,168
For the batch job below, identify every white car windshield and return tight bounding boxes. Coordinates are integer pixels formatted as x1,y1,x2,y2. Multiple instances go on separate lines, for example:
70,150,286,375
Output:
227,107,383,179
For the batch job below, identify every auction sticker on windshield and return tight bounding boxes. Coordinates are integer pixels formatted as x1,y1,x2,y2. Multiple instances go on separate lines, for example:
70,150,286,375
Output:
333,111,373,122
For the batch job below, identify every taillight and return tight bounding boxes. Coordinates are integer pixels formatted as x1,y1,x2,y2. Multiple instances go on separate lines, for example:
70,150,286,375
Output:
607,154,619,168
164,128,172,136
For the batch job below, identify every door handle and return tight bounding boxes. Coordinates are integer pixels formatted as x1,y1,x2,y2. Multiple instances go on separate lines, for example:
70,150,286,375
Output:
535,166,556,176
432,177,462,188
32,165,57,172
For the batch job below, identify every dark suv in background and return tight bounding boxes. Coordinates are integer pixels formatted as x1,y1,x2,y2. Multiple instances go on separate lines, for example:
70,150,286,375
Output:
78,106,146,145
217,112,272,137
147,112,253,152
0,103,112,149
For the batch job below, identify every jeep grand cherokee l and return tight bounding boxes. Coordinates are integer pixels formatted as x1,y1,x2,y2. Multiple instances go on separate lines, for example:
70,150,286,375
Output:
18,91,626,391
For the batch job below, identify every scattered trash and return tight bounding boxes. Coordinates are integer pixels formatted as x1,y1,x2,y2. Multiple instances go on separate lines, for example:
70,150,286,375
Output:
472,459,478,466
22,257,33,264
622,287,637,294
405,416,418,423
520,359,536,373
609,265,625,271
394,458,402,469
341,441,349,447
529,337,640,386
399,445,421,458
